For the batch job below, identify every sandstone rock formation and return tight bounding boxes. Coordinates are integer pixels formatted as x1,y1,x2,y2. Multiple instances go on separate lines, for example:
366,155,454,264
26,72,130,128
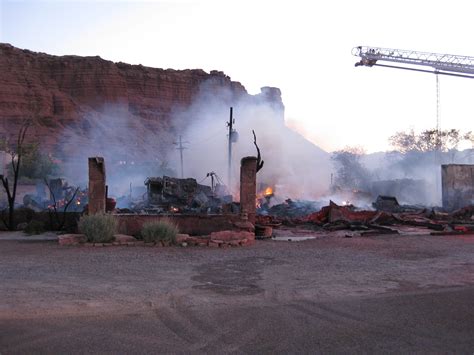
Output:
0,43,280,157
0,44,331,198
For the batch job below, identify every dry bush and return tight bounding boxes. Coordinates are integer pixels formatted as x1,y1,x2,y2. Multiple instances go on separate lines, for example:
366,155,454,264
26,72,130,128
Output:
141,219,179,244
78,214,117,243
24,220,46,235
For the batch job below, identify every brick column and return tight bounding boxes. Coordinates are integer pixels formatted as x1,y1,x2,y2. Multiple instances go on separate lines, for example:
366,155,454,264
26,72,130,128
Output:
442,164,474,211
88,157,106,214
240,156,257,224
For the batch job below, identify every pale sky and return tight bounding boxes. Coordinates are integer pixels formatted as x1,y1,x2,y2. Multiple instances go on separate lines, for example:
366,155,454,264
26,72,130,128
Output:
1,0,474,153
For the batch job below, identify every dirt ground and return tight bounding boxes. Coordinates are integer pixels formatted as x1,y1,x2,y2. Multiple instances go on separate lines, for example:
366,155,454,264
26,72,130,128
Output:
1,230,474,353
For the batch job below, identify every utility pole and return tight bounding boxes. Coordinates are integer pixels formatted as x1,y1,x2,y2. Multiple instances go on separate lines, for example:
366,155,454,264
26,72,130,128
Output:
226,107,236,189
174,135,188,178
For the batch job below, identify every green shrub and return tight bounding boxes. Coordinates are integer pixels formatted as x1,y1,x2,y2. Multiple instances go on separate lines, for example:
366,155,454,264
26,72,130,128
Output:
78,214,117,243
24,220,46,235
141,219,179,244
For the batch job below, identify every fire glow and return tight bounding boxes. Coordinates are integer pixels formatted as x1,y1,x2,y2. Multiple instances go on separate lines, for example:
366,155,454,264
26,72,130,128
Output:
256,186,274,208
264,187,273,196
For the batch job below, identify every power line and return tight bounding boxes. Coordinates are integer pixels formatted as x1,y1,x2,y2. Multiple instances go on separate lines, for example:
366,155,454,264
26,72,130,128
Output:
187,127,226,147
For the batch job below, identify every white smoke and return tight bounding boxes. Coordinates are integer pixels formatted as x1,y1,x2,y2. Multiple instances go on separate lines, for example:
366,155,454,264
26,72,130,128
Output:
56,104,176,197
54,80,332,201
168,85,331,201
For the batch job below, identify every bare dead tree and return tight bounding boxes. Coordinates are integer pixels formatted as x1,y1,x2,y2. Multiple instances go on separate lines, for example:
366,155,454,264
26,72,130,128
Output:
252,130,264,173
44,178,80,231
0,122,29,230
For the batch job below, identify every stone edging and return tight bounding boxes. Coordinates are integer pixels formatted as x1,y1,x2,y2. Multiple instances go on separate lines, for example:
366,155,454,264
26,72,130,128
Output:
58,231,255,248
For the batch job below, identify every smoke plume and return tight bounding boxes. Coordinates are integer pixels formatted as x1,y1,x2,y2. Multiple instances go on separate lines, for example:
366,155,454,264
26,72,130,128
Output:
54,80,332,201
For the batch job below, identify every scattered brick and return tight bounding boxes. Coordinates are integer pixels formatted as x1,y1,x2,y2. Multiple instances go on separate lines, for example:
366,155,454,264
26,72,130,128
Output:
114,234,137,244
255,225,273,238
209,241,220,248
176,234,190,244
58,234,87,246
233,220,255,232
210,230,255,242
60,231,256,248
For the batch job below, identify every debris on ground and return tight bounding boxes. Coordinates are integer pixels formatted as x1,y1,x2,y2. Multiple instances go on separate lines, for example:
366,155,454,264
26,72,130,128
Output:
258,198,321,219
256,199,474,237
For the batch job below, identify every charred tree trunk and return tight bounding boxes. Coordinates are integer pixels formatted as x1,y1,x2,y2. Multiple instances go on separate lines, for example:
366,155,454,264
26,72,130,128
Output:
0,122,29,230
252,130,264,173
44,178,79,231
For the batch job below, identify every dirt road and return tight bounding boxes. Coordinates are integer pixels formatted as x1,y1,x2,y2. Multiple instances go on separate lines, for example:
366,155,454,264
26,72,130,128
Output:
1,232,473,353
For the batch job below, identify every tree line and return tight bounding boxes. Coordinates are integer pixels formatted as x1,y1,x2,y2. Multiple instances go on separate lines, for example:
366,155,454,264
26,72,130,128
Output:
332,128,474,190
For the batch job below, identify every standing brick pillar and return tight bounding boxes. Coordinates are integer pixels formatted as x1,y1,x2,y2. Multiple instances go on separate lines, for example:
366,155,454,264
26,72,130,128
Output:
441,164,474,211
240,156,257,224
88,157,106,214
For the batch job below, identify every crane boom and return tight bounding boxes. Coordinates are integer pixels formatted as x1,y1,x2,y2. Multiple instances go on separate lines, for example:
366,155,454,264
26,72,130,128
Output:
352,46,474,77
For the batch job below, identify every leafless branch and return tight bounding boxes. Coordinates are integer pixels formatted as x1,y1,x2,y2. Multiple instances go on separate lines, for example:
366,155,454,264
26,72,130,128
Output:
44,178,79,230
0,121,30,230
252,130,264,173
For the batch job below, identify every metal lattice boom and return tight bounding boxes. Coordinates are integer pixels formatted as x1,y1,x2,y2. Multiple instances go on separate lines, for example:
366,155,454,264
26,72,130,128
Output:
352,46,474,77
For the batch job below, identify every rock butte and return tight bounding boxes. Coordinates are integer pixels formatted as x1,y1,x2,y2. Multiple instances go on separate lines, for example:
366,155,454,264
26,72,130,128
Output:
0,43,284,157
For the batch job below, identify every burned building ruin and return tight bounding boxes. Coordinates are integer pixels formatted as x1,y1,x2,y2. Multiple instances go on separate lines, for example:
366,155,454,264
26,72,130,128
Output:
442,164,474,211
86,156,259,236
144,176,224,213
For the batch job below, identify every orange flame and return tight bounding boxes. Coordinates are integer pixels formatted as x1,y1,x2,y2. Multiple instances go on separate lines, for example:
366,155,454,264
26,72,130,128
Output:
264,187,273,196
256,186,274,208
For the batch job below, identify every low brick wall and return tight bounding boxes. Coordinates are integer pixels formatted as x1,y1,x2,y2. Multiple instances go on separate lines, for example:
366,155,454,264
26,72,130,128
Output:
58,231,255,248
114,213,245,236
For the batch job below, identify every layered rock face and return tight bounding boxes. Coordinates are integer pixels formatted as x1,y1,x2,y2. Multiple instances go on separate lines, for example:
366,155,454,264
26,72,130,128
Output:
0,44,331,197
0,43,280,157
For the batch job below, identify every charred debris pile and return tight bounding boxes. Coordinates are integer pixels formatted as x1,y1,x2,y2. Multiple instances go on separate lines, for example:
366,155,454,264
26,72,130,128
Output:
125,176,235,214
20,175,236,216
17,160,474,238
19,176,474,238
20,178,87,213
254,164,474,237
257,197,474,237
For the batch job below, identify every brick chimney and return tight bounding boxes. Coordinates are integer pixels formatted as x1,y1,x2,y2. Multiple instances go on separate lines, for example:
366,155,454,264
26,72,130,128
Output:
240,156,257,224
88,157,106,214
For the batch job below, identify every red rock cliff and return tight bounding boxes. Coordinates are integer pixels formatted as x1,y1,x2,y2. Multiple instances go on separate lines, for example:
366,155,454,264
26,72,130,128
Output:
0,43,283,157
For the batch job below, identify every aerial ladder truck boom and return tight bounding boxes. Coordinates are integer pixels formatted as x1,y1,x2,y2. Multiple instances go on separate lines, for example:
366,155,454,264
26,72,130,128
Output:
352,46,474,78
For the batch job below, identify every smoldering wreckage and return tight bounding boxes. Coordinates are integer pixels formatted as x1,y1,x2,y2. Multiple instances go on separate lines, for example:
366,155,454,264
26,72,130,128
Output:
7,150,474,243
1,43,474,244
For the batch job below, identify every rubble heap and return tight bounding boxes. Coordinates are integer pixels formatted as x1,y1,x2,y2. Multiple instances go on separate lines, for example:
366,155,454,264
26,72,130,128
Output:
257,199,474,237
